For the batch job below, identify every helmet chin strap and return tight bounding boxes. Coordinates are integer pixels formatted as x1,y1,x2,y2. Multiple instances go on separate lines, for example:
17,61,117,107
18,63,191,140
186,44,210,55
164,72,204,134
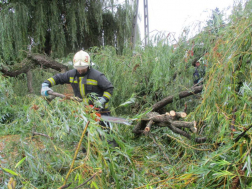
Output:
90,59,92,68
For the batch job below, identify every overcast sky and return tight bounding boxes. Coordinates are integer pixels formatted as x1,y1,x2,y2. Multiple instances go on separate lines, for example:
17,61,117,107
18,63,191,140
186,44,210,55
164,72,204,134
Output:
134,0,243,43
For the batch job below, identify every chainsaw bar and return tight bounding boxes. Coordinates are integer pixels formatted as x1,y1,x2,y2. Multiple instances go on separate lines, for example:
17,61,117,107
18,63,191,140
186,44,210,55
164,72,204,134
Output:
101,115,132,125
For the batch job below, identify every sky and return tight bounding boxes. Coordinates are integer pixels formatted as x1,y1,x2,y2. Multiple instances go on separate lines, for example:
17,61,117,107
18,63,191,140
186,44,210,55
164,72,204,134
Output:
135,0,241,43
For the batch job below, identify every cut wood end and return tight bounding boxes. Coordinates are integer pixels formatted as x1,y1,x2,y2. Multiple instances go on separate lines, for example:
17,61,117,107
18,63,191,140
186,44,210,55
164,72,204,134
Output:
165,112,170,116
145,127,150,132
180,112,187,118
170,110,176,116
190,121,197,133
190,126,197,133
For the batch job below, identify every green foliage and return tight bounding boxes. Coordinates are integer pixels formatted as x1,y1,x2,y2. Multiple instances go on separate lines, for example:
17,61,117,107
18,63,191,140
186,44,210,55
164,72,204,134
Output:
8,68,69,96
0,0,135,62
1,0,252,188
0,96,139,188
0,73,15,123
205,8,225,34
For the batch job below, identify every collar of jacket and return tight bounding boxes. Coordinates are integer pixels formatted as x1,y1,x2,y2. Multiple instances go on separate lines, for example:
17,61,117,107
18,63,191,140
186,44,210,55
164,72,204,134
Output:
75,67,91,77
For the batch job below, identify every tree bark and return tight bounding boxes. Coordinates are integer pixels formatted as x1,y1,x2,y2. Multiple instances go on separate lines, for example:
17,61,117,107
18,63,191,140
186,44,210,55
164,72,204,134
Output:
152,85,203,112
167,123,192,139
170,110,187,120
171,121,197,133
132,121,145,135
0,53,68,77
143,120,154,135
26,69,34,93
132,111,206,143
28,53,68,72
0,59,33,77
133,112,196,133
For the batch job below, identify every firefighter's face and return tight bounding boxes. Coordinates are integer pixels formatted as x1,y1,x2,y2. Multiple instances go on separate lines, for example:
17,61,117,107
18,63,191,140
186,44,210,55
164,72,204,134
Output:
77,67,88,74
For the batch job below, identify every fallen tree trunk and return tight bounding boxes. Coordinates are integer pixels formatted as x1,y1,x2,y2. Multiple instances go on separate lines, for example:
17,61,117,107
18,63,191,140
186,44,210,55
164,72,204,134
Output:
152,85,203,112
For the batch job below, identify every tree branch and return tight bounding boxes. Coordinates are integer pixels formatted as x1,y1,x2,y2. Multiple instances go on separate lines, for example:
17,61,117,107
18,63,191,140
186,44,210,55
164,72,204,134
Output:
152,85,203,112
28,53,68,72
0,53,68,77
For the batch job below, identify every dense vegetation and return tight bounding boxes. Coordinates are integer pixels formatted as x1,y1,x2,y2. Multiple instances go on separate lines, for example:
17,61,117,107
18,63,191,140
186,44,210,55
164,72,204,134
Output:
0,0,252,188
0,0,134,63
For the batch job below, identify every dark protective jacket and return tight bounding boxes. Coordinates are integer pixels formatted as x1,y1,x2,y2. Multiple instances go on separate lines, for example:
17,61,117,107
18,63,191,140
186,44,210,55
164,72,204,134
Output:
193,66,205,84
43,68,113,109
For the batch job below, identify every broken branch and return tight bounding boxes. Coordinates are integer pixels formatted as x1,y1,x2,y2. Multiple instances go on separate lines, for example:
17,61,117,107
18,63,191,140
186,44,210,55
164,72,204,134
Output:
143,120,154,136
152,85,203,112
32,132,53,140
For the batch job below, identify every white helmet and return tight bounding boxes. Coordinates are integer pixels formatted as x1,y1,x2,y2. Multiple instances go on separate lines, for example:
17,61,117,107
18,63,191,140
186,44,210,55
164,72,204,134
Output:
73,50,91,69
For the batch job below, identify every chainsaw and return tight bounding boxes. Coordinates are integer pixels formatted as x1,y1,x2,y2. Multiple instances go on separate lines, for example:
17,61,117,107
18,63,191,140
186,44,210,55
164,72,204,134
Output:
47,91,132,125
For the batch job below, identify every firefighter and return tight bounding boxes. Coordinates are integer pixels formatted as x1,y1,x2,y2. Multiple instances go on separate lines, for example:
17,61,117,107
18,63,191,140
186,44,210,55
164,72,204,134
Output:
41,50,113,116
41,50,117,150
193,60,205,85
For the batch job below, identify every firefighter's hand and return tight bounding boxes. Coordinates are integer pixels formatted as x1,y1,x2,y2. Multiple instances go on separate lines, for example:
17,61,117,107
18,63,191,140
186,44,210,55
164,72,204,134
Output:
95,97,106,109
46,95,56,101
41,83,53,97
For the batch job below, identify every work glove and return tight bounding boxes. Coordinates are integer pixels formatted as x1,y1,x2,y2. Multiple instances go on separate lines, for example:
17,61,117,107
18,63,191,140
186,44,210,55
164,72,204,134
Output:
94,97,106,109
41,83,53,97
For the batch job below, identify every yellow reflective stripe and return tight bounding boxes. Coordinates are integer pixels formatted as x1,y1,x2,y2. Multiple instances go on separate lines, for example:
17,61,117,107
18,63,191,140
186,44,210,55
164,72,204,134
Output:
79,77,85,98
86,79,98,85
83,98,89,104
47,78,56,86
105,102,109,109
103,92,112,99
69,77,78,83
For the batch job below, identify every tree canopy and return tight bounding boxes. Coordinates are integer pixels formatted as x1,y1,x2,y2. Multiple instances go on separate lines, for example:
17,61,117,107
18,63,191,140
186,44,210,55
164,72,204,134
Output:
0,0,135,63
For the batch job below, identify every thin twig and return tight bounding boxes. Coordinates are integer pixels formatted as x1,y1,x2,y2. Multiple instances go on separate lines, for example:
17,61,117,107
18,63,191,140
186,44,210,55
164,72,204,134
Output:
234,125,252,143
241,103,247,121
143,120,154,136
230,106,237,131
32,132,53,140
221,24,252,62
60,121,90,187
199,124,207,135
58,182,72,189
73,170,102,189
